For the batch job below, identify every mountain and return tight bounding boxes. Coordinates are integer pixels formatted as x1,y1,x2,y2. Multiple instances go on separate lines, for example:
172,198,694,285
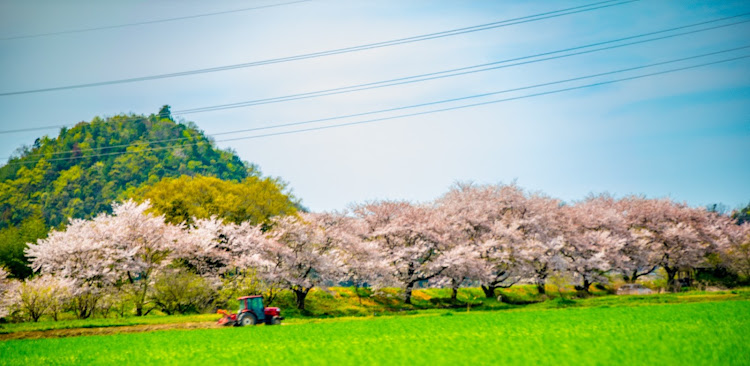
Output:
0,106,293,277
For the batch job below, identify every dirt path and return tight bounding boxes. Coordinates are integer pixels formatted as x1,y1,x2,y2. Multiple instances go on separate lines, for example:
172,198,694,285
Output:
0,322,219,341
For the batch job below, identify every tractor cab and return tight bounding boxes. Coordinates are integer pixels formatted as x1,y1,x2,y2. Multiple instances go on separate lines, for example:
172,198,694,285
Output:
238,296,263,316
217,295,283,327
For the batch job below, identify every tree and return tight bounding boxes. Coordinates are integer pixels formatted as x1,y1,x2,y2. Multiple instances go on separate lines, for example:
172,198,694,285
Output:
0,214,48,279
1,110,258,275
624,197,718,290
515,194,566,295
102,200,183,316
26,217,119,318
128,175,298,226
718,221,750,278
436,183,525,299
0,267,18,319
732,202,750,225
354,201,448,305
182,218,287,305
12,275,73,322
158,105,172,121
259,213,344,310
436,243,486,301
313,211,389,302
151,269,215,315
26,200,182,317
561,195,625,293
174,217,238,278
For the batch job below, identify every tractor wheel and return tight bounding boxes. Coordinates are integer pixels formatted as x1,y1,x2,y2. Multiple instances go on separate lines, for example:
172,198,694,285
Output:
239,314,256,326
270,316,281,326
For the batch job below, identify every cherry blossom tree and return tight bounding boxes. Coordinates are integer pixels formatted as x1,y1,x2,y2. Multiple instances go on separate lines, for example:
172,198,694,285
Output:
561,195,626,293
719,222,750,278
514,194,567,295
26,217,119,318
434,243,487,301
250,213,345,310
316,211,391,301
12,275,74,322
225,220,287,304
436,183,526,299
27,200,182,317
354,201,449,304
180,218,286,306
624,197,718,289
0,267,18,319
176,217,238,278
105,200,184,315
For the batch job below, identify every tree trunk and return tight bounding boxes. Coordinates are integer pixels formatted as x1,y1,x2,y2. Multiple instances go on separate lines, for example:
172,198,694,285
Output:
130,271,152,317
404,282,415,305
134,281,149,316
623,271,637,283
75,293,98,319
536,279,546,295
354,284,362,305
294,288,310,310
575,278,592,295
450,278,460,301
624,266,658,284
481,285,496,299
665,266,679,292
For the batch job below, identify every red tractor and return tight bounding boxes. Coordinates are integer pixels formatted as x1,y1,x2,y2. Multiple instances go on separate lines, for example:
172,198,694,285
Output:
217,295,283,326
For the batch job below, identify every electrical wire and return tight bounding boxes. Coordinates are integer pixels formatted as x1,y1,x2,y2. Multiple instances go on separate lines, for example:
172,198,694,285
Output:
0,0,637,96
9,44,749,161
2,13,743,136
207,53,747,142
0,0,313,41
175,16,750,114
5,48,747,166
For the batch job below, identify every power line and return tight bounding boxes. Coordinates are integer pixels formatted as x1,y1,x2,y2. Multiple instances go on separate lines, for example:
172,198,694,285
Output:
5,47,747,166
7,45,749,160
0,0,313,41
209,53,749,143
3,13,742,136
9,44,746,160
175,15,750,114
0,0,637,97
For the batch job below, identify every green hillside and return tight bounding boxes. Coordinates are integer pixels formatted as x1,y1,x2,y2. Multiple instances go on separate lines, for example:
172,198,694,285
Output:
0,106,292,278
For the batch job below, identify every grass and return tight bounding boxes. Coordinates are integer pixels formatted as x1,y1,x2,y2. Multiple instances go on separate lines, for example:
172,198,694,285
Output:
0,313,217,334
2,286,748,334
0,300,748,365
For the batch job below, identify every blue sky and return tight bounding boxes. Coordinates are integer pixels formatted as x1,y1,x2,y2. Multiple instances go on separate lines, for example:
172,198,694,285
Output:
0,0,748,211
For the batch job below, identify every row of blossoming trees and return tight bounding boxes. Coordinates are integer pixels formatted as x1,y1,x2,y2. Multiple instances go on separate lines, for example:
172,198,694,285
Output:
1,183,748,320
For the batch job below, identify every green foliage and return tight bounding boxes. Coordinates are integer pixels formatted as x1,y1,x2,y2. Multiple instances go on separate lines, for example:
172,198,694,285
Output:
214,269,284,311
1,112,250,230
1,301,748,365
0,215,47,279
126,174,298,226
0,111,276,278
150,270,215,315
734,202,750,224
157,105,172,121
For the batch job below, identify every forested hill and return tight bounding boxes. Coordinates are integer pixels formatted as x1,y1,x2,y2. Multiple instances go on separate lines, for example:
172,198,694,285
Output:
0,107,274,277
0,107,252,229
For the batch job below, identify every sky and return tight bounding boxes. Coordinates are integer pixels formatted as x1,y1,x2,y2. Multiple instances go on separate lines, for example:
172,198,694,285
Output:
0,0,748,212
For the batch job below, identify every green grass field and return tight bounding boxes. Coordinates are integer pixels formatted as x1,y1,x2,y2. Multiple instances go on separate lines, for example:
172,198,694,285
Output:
1,300,747,365
2,286,747,335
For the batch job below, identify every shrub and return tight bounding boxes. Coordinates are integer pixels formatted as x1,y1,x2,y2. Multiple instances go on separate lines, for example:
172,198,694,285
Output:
151,270,216,315
13,276,72,322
